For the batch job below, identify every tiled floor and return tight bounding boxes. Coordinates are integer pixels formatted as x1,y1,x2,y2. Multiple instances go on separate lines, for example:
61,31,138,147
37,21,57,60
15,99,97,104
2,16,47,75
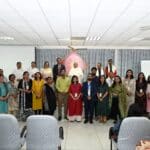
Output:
20,119,115,150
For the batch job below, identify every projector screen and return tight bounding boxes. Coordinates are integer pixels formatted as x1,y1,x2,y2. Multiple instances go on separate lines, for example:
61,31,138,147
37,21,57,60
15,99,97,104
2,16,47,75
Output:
0,46,35,79
141,60,150,79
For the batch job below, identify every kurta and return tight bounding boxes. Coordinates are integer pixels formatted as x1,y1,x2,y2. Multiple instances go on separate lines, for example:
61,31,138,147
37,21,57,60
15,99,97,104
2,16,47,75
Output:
43,84,56,115
18,79,32,110
122,78,135,112
68,67,83,83
7,81,18,112
97,82,109,116
110,84,127,118
67,83,82,119
0,83,8,113
32,79,44,110
135,81,147,113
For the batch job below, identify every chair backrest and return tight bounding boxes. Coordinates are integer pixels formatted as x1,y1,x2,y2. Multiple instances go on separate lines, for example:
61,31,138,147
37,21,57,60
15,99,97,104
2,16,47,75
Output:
117,117,150,150
0,114,21,150
26,115,59,150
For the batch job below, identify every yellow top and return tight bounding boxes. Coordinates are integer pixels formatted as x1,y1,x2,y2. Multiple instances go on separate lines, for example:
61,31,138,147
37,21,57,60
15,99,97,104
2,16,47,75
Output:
56,76,70,93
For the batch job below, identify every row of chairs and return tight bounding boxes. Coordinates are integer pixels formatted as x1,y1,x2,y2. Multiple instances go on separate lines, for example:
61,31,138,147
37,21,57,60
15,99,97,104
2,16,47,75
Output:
0,114,64,150
109,117,150,150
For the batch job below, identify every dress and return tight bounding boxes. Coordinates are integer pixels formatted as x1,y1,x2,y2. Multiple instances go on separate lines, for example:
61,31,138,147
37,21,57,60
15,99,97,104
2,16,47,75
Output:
0,83,9,113
32,79,44,110
7,81,18,113
135,81,147,113
122,78,135,112
67,83,82,121
110,84,127,120
43,84,56,115
97,83,109,116
18,79,32,110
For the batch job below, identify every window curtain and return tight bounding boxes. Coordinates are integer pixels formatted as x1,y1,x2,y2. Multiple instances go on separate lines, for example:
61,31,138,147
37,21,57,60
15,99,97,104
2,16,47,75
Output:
35,48,150,79
35,48,115,80
117,49,150,78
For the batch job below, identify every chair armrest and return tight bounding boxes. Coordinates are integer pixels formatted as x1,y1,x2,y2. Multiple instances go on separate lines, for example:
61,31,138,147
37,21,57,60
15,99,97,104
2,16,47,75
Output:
20,125,27,147
59,126,64,140
20,125,27,138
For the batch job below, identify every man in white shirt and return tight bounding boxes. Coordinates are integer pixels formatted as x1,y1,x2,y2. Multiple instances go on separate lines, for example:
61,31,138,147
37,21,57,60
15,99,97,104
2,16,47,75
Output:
96,63,105,77
12,62,24,82
106,72,114,87
28,61,39,79
68,62,83,83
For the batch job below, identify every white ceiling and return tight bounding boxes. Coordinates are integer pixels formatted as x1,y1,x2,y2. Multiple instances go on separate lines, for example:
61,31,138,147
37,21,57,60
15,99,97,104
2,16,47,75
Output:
0,0,150,47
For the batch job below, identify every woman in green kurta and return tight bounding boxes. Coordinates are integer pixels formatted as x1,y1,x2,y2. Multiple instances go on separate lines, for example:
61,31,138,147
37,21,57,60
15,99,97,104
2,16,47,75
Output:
0,74,9,113
109,75,127,121
97,75,109,123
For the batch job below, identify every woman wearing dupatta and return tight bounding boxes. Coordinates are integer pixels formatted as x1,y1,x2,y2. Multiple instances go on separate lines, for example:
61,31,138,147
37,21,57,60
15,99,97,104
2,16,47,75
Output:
32,72,44,114
96,75,109,123
7,74,18,117
135,72,147,114
110,76,127,121
67,75,82,122
43,77,56,115
0,74,9,113
18,71,32,120
122,69,135,112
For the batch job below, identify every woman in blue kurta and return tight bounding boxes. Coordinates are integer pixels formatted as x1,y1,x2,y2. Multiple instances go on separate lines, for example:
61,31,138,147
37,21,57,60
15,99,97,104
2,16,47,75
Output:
0,74,9,113
96,75,109,123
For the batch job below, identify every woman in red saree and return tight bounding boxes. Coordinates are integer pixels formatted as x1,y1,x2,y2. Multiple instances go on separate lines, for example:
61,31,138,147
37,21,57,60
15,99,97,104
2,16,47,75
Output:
67,75,82,122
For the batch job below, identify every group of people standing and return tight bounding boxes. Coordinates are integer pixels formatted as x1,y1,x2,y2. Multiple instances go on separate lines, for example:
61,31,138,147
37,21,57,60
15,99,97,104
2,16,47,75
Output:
0,58,149,124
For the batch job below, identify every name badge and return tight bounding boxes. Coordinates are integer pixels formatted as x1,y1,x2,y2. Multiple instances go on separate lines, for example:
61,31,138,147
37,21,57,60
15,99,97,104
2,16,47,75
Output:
74,93,78,97
140,89,143,93
127,87,130,91
26,85,29,90
99,93,102,97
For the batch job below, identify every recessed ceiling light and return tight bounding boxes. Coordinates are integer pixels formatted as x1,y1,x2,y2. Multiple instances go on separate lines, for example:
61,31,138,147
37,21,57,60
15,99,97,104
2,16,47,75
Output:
58,38,70,41
0,36,14,40
86,36,101,41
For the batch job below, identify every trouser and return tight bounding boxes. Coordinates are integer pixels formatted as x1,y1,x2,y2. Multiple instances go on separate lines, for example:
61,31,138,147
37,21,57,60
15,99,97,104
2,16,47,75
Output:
84,100,94,121
57,92,68,117
110,96,121,121
93,100,98,117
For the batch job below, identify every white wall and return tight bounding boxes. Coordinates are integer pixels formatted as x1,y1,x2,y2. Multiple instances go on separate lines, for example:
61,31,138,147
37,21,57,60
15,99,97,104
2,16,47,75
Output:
141,60,150,79
0,46,35,79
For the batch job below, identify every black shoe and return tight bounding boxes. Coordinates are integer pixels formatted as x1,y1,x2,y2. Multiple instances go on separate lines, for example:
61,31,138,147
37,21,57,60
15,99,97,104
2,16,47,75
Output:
113,120,117,124
84,120,88,124
58,116,62,121
64,116,68,120
90,120,93,124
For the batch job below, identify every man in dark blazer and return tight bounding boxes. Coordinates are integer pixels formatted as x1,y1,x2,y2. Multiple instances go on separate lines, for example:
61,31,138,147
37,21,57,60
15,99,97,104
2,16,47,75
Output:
53,57,65,82
82,73,97,124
